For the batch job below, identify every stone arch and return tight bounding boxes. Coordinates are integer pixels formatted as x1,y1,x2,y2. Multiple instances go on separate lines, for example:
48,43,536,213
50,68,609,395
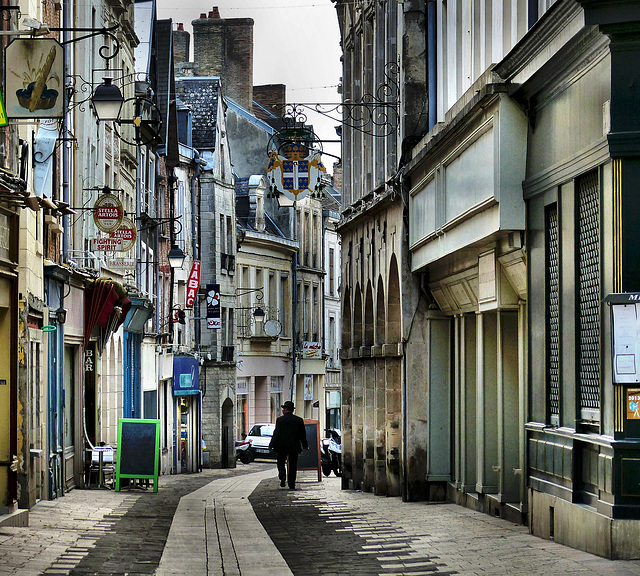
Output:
388,255,401,343
342,287,352,349
364,281,374,347
353,283,363,348
376,276,386,346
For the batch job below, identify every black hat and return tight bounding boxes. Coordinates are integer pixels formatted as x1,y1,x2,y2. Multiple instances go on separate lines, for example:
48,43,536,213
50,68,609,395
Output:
282,400,295,411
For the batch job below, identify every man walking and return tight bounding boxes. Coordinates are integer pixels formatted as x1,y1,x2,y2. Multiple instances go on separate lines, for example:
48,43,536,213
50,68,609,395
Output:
269,401,308,489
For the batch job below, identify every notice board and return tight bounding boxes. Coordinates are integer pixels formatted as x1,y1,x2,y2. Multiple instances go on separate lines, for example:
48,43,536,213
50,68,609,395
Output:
115,418,160,492
606,294,640,384
298,419,321,481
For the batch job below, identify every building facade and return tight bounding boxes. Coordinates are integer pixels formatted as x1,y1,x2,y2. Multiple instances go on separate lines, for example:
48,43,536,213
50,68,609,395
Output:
338,0,640,559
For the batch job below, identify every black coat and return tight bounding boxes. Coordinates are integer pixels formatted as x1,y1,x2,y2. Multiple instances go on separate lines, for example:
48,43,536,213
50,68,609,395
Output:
269,412,308,454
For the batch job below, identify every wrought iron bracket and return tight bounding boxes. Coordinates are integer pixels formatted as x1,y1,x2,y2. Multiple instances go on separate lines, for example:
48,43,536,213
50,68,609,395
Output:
275,62,400,138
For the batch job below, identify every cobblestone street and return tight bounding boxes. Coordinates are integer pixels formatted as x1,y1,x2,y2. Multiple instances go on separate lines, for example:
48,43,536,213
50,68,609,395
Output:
1,465,640,576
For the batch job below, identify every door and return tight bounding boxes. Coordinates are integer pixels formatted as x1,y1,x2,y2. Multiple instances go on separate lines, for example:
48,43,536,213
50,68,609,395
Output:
63,346,75,490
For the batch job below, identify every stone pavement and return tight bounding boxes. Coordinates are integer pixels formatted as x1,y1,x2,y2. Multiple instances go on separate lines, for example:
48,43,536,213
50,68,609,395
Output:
2,463,640,575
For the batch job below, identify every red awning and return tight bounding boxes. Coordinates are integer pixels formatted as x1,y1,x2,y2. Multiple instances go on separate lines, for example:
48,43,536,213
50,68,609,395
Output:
84,277,129,347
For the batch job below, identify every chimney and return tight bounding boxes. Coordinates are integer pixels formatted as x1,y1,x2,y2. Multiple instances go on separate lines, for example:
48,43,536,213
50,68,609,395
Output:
192,9,254,111
173,23,190,65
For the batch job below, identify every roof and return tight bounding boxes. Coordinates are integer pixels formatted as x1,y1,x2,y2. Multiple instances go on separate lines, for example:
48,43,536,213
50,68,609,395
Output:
175,77,221,151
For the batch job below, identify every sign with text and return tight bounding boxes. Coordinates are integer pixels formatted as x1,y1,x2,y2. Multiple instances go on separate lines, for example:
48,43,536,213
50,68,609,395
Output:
607,296,640,384
185,261,201,308
109,217,136,252
302,341,322,358
91,237,122,251
206,283,221,329
92,192,124,233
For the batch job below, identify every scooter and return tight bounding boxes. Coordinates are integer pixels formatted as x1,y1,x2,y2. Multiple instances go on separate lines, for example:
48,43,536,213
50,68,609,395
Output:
320,428,342,477
236,438,254,464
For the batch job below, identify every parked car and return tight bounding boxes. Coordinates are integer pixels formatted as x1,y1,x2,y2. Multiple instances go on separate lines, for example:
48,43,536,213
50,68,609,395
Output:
246,423,276,459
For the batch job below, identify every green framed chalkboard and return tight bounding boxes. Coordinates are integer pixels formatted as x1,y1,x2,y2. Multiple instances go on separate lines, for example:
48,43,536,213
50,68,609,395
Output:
298,420,322,481
115,418,160,492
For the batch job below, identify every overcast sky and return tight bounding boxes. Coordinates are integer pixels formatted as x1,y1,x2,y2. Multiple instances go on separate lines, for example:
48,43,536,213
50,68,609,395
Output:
156,0,343,169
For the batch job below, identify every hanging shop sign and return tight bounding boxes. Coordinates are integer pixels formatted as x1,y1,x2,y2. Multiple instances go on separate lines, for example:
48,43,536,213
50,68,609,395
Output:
93,193,124,233
302,341,322,359
185,260,201,308
91,237,122,251
173,355,199,396
109,217,136,252
5,38,64,119
106,258,136,270
266,129,325,203
206,283,221,329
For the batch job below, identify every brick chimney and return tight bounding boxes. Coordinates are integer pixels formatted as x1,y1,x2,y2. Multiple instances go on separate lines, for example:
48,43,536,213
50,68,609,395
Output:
192,7,254,111
173,23,190,65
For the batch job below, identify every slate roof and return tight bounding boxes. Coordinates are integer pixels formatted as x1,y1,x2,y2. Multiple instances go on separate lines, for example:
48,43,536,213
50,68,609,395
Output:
175,77,220,151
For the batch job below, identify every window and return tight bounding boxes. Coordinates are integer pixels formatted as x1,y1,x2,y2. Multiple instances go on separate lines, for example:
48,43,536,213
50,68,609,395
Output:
226,215,233,254
546,203,560,424
329,248,335,295
280,275,288,333
220,214,225,253
576,171,601,421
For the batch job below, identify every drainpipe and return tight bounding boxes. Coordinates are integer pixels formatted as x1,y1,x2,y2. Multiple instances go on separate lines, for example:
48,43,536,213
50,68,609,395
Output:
61,0,70,263
427,1,436,131
291,201,298,402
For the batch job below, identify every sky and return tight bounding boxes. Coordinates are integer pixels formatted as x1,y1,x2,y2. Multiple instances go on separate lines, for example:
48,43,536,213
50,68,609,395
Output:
156,0,343,170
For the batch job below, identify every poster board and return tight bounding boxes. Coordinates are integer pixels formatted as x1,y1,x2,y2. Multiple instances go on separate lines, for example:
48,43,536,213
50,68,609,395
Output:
115,418,160,492
605,294,640,384
298,419,321,481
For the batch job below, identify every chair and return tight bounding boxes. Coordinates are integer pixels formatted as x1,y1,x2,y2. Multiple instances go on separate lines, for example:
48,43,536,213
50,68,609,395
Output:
88,446,116,488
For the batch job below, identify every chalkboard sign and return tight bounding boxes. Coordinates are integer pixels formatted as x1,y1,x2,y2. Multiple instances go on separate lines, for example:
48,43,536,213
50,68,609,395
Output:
115,418,160,492
298,420,321,481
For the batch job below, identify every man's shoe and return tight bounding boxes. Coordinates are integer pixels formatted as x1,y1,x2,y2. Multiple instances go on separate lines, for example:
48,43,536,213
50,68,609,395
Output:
280,479,286,487
288,485,296,490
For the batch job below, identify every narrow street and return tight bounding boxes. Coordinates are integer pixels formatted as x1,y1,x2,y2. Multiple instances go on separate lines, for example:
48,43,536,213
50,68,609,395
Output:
1,464,640,576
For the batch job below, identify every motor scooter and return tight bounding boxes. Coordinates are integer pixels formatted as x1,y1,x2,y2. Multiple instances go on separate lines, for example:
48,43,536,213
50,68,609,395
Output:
236,438,254,464
320,428,342,477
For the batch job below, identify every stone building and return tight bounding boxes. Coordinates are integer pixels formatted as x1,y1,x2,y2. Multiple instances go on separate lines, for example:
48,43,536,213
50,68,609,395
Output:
337,0,640,559
334,0,425,497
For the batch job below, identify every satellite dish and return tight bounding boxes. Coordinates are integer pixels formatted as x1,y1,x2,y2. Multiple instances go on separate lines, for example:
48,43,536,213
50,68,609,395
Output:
264,319,282,337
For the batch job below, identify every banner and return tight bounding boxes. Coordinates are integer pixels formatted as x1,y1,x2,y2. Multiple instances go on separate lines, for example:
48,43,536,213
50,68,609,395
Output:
206,283,221,329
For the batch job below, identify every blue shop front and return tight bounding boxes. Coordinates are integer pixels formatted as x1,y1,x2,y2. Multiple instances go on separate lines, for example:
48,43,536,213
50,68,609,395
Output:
173,355,201,473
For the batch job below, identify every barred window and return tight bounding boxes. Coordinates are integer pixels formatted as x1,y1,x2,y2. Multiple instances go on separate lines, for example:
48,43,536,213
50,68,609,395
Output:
576,170,601,420
546,203,560,422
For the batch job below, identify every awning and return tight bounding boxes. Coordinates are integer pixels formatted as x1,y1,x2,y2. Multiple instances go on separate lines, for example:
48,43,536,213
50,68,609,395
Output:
84,277,131,348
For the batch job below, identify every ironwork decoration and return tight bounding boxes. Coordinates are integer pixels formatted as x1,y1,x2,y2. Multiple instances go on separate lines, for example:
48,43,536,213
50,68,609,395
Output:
273,62,399,138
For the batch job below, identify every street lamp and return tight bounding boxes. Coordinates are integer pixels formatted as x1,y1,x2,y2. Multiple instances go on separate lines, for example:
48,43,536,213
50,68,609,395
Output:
167,244,185,269
91,78,124,122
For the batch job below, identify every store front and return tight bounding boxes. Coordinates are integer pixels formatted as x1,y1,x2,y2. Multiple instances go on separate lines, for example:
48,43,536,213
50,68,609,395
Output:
173,355,201,473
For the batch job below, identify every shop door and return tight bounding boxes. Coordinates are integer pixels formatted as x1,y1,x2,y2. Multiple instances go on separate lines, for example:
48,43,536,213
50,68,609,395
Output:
63,346,75,490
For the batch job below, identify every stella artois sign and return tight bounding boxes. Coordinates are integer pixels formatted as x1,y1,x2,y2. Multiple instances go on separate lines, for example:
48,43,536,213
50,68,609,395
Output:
109,217,137,252
93,192,123,233
266,127,325,204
